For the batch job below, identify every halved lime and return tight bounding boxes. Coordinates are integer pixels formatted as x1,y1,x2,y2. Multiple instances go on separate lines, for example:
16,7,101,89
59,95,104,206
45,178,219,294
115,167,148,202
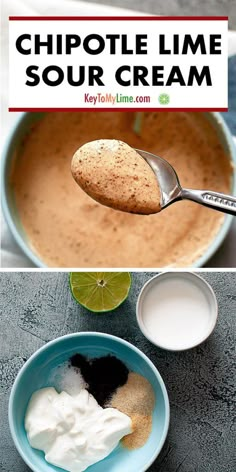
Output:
69,272,131,312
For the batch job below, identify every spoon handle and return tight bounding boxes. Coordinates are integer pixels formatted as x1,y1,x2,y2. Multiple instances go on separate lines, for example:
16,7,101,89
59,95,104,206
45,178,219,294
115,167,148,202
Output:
181,188,236,216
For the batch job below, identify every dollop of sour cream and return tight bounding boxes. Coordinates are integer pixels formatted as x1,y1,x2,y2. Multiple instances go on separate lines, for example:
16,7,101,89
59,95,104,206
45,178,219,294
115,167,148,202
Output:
25,387,132,472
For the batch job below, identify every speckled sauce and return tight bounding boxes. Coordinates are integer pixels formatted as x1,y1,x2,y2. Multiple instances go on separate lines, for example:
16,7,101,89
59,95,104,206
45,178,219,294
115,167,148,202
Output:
71,139,161,214
11,112,232,268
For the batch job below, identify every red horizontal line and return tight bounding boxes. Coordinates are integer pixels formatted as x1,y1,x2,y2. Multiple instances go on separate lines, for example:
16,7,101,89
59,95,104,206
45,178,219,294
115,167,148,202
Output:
9,108,228,112
9,16,228,21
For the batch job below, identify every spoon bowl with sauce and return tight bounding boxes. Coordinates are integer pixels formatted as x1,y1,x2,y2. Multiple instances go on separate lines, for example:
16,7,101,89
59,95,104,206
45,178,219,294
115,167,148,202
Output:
71,140,162,215
71,139,236,216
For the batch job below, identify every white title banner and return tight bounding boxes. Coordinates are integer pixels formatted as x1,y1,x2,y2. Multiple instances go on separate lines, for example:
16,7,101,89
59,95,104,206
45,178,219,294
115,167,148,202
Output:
9,17,228,111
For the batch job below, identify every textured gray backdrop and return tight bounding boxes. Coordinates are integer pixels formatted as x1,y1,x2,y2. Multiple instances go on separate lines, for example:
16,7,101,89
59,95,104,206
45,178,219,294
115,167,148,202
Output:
0,271,235,472
86,0,235,30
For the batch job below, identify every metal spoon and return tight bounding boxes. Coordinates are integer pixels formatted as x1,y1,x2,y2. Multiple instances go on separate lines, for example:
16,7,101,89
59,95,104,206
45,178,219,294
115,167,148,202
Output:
136,149,236,216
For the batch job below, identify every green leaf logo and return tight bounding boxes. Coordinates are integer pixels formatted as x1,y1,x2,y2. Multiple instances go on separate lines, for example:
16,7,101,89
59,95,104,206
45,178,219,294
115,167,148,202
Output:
158,93,170,105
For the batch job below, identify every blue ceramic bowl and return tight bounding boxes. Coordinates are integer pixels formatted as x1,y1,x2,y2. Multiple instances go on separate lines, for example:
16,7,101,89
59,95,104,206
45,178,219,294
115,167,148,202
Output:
1,112,236,268
8,332,170,472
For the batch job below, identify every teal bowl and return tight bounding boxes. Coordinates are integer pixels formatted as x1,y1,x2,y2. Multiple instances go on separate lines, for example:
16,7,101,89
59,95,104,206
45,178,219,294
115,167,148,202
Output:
8,332,170,472
1,112,236,268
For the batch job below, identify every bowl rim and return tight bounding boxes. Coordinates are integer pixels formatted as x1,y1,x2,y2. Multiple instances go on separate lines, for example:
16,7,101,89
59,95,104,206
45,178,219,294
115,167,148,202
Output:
8,331,170,472
1,112,46,267
136,272,218,351
1,111,236,268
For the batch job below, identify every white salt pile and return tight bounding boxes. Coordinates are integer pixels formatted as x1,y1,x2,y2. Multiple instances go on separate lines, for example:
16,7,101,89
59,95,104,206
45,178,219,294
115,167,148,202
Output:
49,362,87,396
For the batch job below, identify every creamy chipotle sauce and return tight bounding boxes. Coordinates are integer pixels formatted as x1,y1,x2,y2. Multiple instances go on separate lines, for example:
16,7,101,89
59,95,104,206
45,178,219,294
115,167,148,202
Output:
71,139,161,214
11,112,232,267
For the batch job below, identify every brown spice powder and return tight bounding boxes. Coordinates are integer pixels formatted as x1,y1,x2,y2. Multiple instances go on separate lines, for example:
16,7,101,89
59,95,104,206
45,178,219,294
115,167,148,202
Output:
108,372,155,449
122,413,153,449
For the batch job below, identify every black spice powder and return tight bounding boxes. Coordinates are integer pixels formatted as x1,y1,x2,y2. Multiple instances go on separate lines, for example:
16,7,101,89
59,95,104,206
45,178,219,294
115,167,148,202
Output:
70,353,129,407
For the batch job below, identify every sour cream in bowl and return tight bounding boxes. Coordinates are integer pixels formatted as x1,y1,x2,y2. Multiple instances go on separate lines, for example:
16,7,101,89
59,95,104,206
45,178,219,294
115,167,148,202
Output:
8,332,170,472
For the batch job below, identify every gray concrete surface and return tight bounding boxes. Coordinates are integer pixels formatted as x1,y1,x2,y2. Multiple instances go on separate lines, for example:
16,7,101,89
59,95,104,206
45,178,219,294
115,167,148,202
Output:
0,271,235,472
85,0,236,30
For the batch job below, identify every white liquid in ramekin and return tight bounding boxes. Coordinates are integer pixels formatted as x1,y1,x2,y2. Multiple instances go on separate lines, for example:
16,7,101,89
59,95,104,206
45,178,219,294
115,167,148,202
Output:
141,276,214,350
